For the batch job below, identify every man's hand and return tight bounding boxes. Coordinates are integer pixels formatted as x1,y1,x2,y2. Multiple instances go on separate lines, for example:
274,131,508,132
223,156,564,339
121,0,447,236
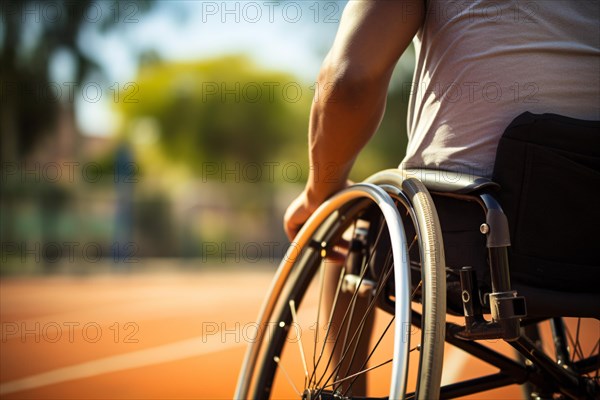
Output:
283,180,352,241
283,190,314,241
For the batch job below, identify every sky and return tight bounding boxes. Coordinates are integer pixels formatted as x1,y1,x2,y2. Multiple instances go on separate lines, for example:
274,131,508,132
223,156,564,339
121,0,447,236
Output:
65,1,346,136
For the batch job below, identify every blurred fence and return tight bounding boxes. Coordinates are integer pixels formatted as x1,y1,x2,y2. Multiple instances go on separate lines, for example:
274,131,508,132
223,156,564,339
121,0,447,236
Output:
1,165,290,274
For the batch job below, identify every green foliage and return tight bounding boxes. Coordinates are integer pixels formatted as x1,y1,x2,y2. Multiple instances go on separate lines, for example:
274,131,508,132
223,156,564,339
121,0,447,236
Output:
117,56,311,178
116,54,412,184
0,0,155,160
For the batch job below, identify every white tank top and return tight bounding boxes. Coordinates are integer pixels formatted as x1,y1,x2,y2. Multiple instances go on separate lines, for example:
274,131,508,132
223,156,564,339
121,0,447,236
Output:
402,0,600,178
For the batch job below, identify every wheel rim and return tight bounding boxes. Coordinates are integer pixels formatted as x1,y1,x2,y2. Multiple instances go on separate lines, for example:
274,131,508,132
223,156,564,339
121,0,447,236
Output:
236,181,445,399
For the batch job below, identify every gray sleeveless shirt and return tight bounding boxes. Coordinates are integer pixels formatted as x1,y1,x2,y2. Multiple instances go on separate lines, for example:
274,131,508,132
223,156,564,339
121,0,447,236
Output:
402,0,600,178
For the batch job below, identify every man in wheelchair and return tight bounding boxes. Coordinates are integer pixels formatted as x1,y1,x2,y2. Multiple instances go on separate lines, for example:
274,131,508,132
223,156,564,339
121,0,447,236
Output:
237,1,599,399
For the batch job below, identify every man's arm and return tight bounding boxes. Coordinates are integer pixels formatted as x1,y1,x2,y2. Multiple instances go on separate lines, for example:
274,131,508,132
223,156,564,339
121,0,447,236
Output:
284,0,424,239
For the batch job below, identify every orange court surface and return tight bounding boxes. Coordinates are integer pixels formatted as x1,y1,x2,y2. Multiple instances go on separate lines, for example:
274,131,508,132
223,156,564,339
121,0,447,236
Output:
0,265,596,399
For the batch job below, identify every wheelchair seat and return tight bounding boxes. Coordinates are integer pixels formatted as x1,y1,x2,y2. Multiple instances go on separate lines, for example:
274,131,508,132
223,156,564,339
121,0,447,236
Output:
380,168,500,194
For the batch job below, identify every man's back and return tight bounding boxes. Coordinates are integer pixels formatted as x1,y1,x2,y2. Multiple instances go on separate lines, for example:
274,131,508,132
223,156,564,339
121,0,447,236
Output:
403,0,600,178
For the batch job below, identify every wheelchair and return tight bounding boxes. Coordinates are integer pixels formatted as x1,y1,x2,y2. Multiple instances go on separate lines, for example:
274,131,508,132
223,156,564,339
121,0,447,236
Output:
235,113,600,399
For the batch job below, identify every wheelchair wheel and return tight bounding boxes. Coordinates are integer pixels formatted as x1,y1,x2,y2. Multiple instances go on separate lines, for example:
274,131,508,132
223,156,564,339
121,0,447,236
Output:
521,317,599,399
235,176,446,399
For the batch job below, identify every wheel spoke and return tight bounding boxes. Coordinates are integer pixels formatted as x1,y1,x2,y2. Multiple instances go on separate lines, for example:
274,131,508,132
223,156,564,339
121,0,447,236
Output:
340,248,393,383
343,314,395,396
325,250,396,394
411,280,423,300
313,218,388,390
344,250,396,396
407,234,417,253
566,318,585,361
338,222,381,359
326,358,393,389
337,285,360,382
289,300,309,388
309,266,346,388
273,356,301,396
314,262,326,370
575,318,584,361
313,218,358,383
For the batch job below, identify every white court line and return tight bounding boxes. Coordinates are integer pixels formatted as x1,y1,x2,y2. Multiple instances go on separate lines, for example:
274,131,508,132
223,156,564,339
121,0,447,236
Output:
441,344,471,386
0,335,244,396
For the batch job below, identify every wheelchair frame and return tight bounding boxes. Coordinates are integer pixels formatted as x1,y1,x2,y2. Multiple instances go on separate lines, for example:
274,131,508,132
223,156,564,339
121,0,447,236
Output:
371,169,599,399
236,168,599,399
426,193,597,398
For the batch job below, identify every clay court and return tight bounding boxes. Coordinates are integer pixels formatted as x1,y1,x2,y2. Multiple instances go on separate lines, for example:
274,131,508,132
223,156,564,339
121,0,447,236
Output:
0,265,596,399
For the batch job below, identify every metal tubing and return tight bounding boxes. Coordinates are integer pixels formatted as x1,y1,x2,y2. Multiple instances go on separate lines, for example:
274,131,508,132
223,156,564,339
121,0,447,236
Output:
510,335,585,399
550,317,571,368
439,373,518,399
488,247,512,294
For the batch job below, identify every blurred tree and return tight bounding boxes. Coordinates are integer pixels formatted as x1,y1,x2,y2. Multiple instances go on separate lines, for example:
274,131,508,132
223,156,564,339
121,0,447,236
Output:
116,55,411,182
115,56,314,257
0,0,154,162
0,0,154,268
117,55,310,176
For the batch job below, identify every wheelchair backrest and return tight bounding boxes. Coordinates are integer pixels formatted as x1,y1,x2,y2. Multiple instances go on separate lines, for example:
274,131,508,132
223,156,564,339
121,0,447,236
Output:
492,112,600,293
